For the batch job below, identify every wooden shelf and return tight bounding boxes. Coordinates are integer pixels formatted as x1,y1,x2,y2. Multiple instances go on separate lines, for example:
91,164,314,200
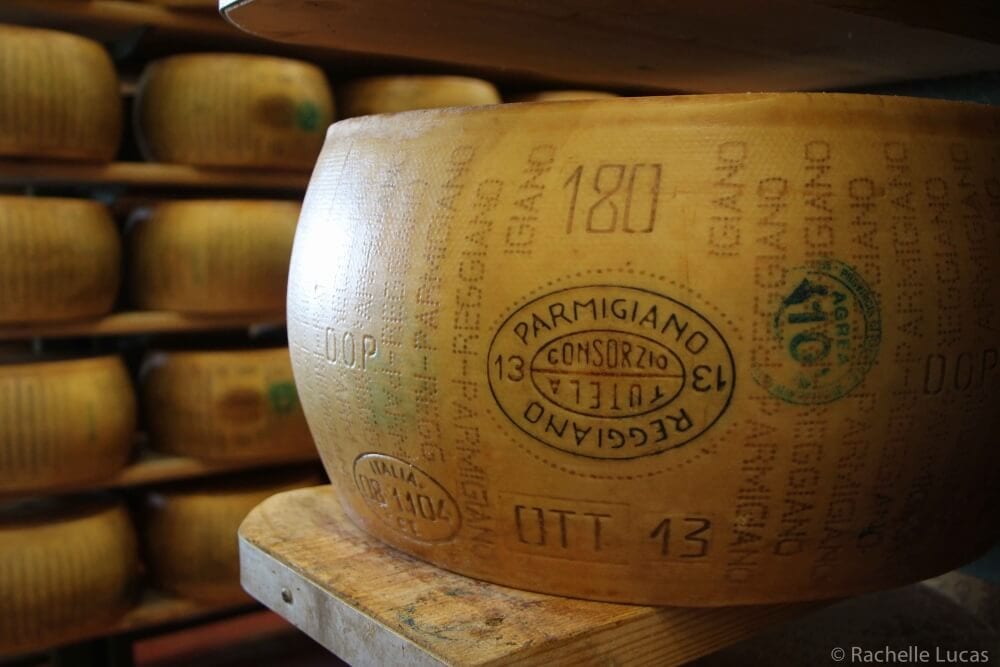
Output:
115,590,255,636
221,0,1000,93
0,160,309,193
112,450,320,490
0,310,286,341
239,486,817,667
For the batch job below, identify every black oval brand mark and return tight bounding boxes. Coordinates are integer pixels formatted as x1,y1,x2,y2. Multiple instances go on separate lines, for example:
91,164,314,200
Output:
489,285,735,460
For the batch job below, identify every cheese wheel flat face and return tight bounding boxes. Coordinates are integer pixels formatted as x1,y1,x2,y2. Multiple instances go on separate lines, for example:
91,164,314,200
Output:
0,501,138,653
129,200,299,314
135,54,334,169
0,356,136,494
288,93,1000,605
142,471,321,603
142,347,315,462
0,24,121,162
0,196,121,324
339,75,501,118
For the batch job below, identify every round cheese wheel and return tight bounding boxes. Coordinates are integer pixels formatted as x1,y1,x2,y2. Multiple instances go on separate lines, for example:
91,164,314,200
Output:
511,90,620,102
0,24,121,162
339,75,501,118
0,498,138,653
134,54,334,169
141,347,315,463
288,93,1000,606
142,470,322,603
0,356,136,494
128,200,299,315
0,196,121,324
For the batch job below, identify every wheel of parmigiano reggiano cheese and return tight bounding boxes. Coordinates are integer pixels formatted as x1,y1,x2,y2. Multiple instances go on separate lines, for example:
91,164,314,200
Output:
142,471,321,603
510,90,620,102
0,24,121,162
128,200,299,315
0,356,136,494
134,54,333,169
0,196,121,324
288,93,1000,606
0,498,138,653
339,75,501,118
141,347,314,463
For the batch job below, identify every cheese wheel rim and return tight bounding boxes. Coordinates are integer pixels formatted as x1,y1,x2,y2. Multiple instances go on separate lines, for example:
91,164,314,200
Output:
288,93,1000,605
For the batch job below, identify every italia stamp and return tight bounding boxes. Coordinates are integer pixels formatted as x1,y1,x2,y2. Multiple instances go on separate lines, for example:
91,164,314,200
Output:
488,285,735,460
754,258,881,404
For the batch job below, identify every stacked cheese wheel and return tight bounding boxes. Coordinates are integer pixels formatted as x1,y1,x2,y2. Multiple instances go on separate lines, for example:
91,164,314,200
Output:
339,75,501,117
0,498,138,653
0,356,136,494
141,347,314,462
288,93,1000,606
134,54,334,169
142,471,320,603
128,200,299,314
0,196,121,324
0,24,121,161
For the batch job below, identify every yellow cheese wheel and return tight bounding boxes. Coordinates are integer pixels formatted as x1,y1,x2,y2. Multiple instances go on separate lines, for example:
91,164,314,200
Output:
288,93,1000,606
0,24,121,162
511,90,620,102
0,356,136,494
128,200,299,315
141,347,314,463
0,196,121,325
0,498,138,653
339,75,501,118
134,53,333,169
142,471,321,603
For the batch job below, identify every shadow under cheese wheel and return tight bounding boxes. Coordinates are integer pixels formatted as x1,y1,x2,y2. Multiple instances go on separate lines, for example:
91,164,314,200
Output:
287,93,1000,606
128,199,299,315
141,470,322,604
0,498,139,654
0,23,121,161
140,347,315,463
0,196,121,325
134,53,334,169
0,356,136,494
338,75,501,118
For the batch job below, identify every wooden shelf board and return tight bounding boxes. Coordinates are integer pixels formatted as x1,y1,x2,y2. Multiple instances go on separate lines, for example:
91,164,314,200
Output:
0,160,309,192
239,486,818,667
221,0,1000,93
0,310,286,341
112,450,321,489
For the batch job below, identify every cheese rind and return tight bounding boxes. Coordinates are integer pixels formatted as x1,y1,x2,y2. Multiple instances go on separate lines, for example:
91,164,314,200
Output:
129,200,299,314
141,347,314,462
339,75,500,117
0,196,121,324
134,54,333,169
0,24,121,161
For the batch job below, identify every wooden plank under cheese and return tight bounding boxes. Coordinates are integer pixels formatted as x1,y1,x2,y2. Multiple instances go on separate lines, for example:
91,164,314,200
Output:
0,498,138,655
128,199,299,315
0,356,136,495
510,90,621,102
142,470,321,604
0,196,121,325
141,347,315,463
339,75,501,118
287,93,1000,606
0,23,121,161
134,53,334,169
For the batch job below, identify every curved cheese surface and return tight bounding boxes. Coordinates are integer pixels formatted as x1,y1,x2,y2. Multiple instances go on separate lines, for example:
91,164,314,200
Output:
0,24,121,161
129,199,299,314
134,53,333,169
141,347,315,463
339,75,501,117
0,196,121,324
287,93,1000,605
0,500,138,653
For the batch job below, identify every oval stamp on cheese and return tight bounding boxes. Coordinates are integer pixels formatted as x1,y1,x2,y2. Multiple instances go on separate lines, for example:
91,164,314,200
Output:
353,453,462,543
488,285,735,460
753,258,881,404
